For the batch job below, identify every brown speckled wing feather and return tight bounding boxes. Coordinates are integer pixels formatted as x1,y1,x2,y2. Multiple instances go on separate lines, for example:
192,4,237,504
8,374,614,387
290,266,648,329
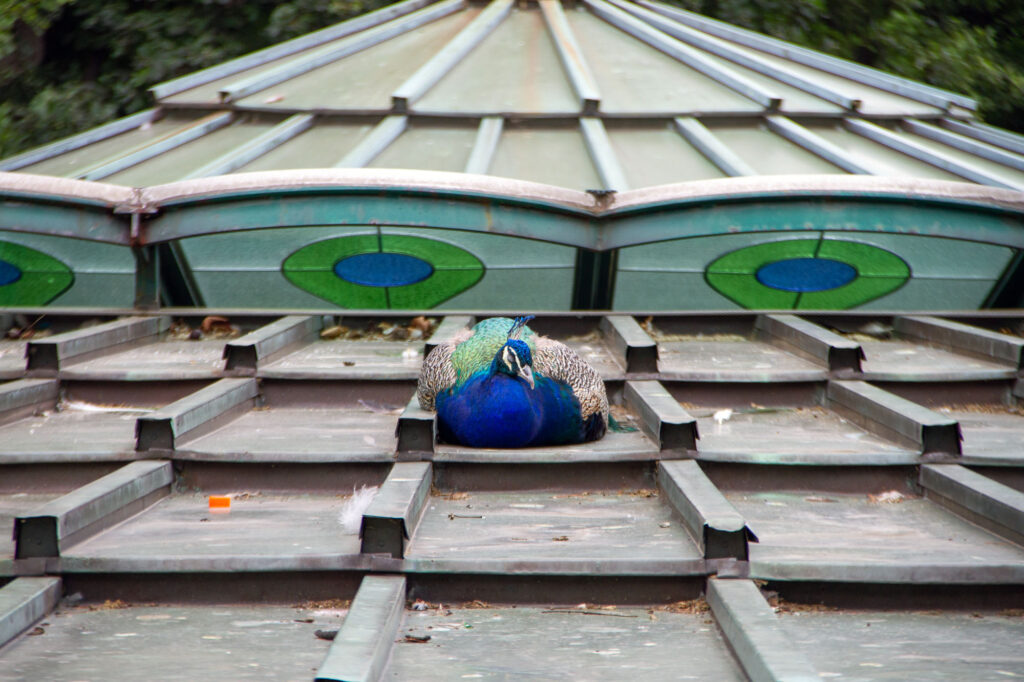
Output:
533,336,609,421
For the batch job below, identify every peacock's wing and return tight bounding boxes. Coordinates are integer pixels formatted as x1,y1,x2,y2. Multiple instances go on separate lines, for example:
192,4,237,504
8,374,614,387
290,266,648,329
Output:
533,336,609,423
417,327,472,411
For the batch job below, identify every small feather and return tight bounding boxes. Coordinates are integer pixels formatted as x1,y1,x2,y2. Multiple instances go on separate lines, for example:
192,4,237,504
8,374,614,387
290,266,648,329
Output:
338,485,378,534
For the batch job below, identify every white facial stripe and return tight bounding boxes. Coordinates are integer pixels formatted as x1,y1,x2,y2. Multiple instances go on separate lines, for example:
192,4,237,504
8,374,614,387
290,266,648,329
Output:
502,346,514,372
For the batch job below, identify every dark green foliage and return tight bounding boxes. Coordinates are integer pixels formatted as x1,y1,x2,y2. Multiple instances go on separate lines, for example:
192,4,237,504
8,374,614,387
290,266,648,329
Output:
0,0,387,157
677,0,1024,132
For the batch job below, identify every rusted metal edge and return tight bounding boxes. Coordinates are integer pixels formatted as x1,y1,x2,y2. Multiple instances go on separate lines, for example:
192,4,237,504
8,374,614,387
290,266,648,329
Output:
361,461,432,558
658,460,756,560
424,315,474,357
14,461,172,559
223,315,322,373
755,314,863,373
315,574,406,682
397,394,436,456
706,578,819,682
0,577,62,648
600,315,657,374
920,464,1024,546
826,380,962,455
624,379,698,451
135,377,259,451
26,316,169,373
895,315,1024,369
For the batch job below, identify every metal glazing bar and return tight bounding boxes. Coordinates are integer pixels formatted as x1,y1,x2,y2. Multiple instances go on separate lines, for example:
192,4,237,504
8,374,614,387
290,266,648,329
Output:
184,114,315,180
894,315,1024,369
623,379,698,451
335,116,408,168
844,118,1024,191
765,115,877,175
0,109,160,172
673,116,755,176
78,112,234,181
224,314,323,373
903,119,1024,172
920,464,1024,545
27,316,170,373
136,377,259,450
151,0,438,100
606,0,858,110
0,578,62,649
538,0,601,113
315,575,406,682
754,313,863,373
360,461,432,558
580,117,629,191
635,0,975,111
583,0,781,109
391,0,513,111
220,0,464,103
940,119,1024,156
706,578,819,682
464,118,503,175
599,315,657,374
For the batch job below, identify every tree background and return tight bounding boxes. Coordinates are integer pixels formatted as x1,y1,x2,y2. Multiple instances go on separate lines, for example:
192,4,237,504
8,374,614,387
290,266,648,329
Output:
1,0,1022,159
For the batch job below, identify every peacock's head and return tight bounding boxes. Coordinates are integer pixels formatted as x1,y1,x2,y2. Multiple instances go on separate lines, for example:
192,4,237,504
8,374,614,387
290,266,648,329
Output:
492,316,535,388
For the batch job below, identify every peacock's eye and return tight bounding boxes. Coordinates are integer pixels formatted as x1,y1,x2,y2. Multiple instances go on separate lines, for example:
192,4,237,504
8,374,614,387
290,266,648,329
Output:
0,241,74,305
283,234,484,308
706,239,910,309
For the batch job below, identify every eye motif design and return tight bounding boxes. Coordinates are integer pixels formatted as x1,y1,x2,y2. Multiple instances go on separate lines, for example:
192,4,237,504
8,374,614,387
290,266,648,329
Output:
706,239,910,309
0,241,74,306
283,235,484,309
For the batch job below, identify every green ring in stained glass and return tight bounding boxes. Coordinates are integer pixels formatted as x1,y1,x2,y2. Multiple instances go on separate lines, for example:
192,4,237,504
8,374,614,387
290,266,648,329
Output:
283,234,484,309
0,241,74,305
705,238,910,309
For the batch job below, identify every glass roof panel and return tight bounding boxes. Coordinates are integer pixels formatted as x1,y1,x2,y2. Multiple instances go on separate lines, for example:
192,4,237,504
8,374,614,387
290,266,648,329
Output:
607,122,725,186
19,116,194,177
367,123,476,172
104,119,276,185
708,122,844,175
233,9,478,111
567,9,761,114
236,120,376,171
489,124,601,189
416,8,579,114
808,123,965,181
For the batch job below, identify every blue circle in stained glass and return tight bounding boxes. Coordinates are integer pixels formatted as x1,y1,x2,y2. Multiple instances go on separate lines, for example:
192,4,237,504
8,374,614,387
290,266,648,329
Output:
334,253,434,288
756,258,857,293
0,260,21,287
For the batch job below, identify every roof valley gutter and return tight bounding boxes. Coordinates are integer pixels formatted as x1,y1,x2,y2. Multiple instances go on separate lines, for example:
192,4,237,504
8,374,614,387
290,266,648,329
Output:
464,116,504,174
581,0,782,110
635,0,975,112
150,0,439,100
75,112,235,182
182,113,316,180
604,0,859,111
391,0,514,112
334,115,409,168
765,115,878,175
0,109,161,172
580,117,630,191
538,0,602,114
844,118,1024,192
219,0,465,104
673,116,756,177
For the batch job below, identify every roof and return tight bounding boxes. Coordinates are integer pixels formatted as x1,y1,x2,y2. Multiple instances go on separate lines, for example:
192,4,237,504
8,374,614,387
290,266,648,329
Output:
0,309,1023,679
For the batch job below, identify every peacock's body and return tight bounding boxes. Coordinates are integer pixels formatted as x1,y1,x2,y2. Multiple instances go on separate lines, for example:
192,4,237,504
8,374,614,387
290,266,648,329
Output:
417,317,608,448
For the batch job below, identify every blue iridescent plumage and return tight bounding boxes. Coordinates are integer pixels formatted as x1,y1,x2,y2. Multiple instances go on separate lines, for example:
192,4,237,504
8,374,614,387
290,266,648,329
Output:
418,316,608,448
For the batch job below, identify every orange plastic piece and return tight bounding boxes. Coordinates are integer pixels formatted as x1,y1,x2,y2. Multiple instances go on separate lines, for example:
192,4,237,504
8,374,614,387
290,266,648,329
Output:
209,495,231,511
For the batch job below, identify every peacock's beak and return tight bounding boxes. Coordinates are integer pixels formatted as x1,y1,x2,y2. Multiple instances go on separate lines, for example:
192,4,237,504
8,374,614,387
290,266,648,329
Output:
519,364,535,389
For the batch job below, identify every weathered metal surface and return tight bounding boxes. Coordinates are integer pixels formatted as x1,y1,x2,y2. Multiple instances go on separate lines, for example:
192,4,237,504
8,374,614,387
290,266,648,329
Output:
260,339,423,380
335,116,408,168
658,339,827,382
600,314,657,374
224,315,323,372
361,461,431,558
827,380,962,454
384,605,747,680
59,338,227,380
539,0,601,112
0,408,139,463
26,316,169,373
920,464,1024,545
895,315,1024,369
580,117,629,191
707,578,819,682
766,115,877,174
658,460,753,559
855,338,1018,382
464,118,503,175
624,380,698,451
184,114,316,180
0,339,27,378
755,313,863,373
673,116,757,176
0,577,61,648
0,379,59,418
947,408,1024,466
14,460,172,558
136,377,259,450
398,395,436,456
316,575,405,682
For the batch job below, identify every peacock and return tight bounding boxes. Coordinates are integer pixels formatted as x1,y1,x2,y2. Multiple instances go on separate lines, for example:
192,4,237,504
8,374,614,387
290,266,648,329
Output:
417,316,608,448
